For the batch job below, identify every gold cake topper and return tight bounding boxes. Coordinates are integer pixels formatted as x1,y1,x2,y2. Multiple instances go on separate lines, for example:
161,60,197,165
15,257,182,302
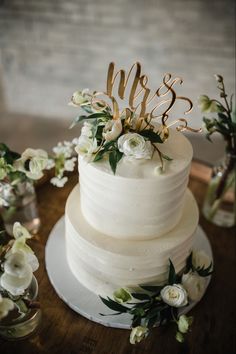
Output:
92,62,200,140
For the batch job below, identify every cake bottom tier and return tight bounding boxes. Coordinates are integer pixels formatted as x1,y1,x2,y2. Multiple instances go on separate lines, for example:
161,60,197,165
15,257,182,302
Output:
65,185,199,296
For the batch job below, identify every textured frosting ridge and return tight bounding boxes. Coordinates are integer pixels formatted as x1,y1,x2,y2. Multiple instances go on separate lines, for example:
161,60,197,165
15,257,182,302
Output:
65,186,199,296
79,128,193,240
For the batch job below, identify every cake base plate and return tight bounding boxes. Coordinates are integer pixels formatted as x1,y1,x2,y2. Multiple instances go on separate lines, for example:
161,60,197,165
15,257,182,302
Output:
45,216,213,329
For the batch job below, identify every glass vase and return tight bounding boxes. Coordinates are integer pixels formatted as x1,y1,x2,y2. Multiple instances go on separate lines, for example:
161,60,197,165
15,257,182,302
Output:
202,151,236,227
0,180,41,236
0,276,42,340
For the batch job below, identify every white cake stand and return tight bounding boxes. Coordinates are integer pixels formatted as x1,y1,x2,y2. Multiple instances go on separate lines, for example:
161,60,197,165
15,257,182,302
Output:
45,216,213,329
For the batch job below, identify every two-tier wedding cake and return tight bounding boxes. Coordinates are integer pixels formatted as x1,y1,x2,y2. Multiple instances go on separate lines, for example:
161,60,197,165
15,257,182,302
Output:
65,62,200,297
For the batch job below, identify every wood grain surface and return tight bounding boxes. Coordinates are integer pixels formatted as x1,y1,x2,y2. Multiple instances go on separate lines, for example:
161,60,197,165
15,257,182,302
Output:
0,163,235,354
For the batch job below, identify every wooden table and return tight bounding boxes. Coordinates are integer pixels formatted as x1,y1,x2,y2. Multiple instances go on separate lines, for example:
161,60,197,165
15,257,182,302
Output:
0,162,235,354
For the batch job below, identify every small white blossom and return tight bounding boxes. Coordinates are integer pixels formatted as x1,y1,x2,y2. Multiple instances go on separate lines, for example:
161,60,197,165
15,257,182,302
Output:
64,158,76,172
50,176,68,188
52,142,73,159
0,294,14,320
13,222,31,240
118,133,153,160
103,119,122,142
160,284,188,308
177,315,193,334
130,326,149,344
182,271,206,302
81,122,94,138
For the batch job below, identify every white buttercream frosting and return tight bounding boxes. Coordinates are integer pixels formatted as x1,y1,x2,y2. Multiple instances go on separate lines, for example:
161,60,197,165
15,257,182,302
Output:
79,128,193,240
65,186,199,296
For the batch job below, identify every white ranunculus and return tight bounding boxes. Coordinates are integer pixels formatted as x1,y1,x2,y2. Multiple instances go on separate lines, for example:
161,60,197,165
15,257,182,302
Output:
0,294,14,320
182,271,206,302
130,326,149,344
160,284,188,308
118,133,153,160
75,135,98,156
50,176,68,188
192,250,212,270
14,148,48,180
103,119,122,142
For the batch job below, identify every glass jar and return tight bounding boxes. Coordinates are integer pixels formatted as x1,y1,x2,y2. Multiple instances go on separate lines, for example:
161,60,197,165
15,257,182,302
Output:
0,276,41,340
0,180,40,236
202,151,236,227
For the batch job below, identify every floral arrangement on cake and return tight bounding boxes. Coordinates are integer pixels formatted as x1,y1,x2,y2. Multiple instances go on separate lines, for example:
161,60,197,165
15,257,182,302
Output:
70,62,200,173
100,250,213,344
0,222,39,321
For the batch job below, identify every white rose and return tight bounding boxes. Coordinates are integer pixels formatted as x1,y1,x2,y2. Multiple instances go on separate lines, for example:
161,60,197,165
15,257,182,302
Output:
103,119,122,142
14,148,48,180
160,284,188,308
182,271,206,302
130,326,149,344
192,250,212,270
50,176,68,188
118,133,153,159
75,135,98,156
0,251,33,296
0,294,14,320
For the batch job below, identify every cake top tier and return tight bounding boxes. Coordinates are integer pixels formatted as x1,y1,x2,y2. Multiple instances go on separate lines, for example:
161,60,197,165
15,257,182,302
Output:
80,127,193,180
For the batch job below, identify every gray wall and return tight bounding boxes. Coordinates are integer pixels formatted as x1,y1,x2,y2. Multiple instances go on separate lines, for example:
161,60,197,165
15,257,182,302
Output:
0,0,235,161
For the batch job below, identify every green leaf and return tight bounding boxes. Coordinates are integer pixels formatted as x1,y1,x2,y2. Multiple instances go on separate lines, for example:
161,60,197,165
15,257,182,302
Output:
99,296,129,313
139,130,163,143
195,262,213,277
0,143,20,164
168,259,177,285
132,315,142,327
139,285,163,294
69,115,88,128
109,150,123,174
93,149,107,162
131,293,151,301
160,153,173,161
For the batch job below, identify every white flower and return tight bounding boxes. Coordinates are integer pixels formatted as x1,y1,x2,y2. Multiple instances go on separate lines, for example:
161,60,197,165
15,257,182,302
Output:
75,135,98,156
113,288,132,304
64,158,77,172
13,222,31,240
192,250,212,270
72,137,80,145
130,326,149,344
103,119,122,142
0,183,13,207
70,89,91,107
14,148,48,180
182,271,206,302
118,133,153,159
50,176,68,188
0,251,33,296
0,294,14,320
160,284,188,308
81,122,93,138
177,315,193,334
